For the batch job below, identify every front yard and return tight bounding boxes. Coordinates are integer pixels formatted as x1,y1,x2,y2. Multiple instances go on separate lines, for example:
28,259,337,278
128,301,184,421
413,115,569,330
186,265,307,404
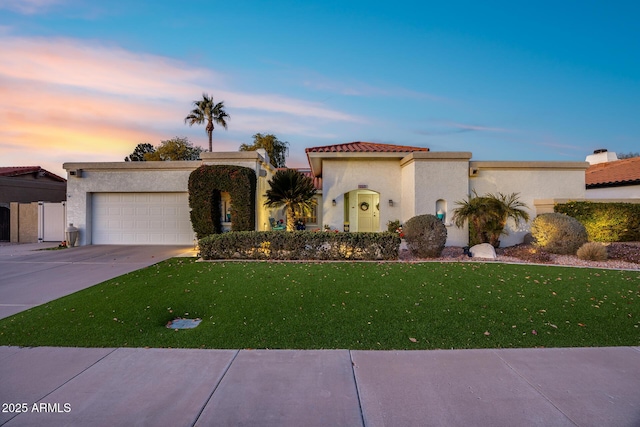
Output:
0,260,638,350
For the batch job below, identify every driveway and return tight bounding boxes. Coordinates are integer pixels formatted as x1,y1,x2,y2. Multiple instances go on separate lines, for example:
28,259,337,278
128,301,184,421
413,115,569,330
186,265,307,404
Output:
0,244,195,320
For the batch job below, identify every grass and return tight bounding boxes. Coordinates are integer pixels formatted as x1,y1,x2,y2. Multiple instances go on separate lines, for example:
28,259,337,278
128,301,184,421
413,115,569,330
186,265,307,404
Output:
0,259,638,350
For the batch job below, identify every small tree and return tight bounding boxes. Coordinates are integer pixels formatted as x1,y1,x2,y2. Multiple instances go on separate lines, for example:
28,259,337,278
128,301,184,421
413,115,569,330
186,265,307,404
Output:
264,169,317,231
239,133,289,168
144,137,203,161
452,192,529,247
124,143,155,161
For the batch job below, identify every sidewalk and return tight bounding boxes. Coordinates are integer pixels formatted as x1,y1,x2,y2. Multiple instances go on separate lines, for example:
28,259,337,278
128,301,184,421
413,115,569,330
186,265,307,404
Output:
1,346,639,426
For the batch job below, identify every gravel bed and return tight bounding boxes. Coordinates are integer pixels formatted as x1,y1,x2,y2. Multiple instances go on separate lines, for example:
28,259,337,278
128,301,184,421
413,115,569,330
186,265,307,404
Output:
400,243,640,270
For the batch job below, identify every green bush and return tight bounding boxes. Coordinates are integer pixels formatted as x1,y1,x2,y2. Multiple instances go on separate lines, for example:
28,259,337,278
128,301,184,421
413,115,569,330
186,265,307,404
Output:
530,213,588,255
576,242,608,261
555,201,640,242
199,231,401,260
387,219,401,233
403,214,447,258
188,165,257,238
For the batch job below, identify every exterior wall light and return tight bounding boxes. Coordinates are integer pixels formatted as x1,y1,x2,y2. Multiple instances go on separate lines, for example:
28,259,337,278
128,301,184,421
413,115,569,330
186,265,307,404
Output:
388,199,394,207
332,199,337,206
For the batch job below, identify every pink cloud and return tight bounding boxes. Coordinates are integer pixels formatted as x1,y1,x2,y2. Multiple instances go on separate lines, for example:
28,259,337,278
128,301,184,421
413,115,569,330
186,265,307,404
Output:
0,0,65,14
0,35,362,176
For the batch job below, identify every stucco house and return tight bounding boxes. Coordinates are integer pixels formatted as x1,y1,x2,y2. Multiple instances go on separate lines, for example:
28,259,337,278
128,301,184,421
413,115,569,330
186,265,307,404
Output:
64,142,589,247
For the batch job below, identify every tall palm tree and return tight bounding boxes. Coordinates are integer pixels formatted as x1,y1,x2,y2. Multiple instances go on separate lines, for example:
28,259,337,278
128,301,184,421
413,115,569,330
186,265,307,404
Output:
452,192,529,247
264,169,317,231
184,93,229,152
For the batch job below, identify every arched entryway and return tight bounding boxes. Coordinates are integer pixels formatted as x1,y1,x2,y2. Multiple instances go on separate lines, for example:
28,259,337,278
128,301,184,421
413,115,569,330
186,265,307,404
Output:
343,189,380,232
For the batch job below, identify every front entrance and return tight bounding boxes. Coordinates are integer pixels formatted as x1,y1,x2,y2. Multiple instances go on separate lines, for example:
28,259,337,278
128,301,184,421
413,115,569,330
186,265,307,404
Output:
357,193,379,232
344,189,380,232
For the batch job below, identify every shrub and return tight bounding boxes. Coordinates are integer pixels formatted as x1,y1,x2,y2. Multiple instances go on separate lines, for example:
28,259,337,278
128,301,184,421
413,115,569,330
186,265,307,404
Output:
576,242,608,261
387,219,401,233
188,165,256,238
452,192,529,248
403,214,447,258
555,201,640,242
198,231,401,261
530,213,588,254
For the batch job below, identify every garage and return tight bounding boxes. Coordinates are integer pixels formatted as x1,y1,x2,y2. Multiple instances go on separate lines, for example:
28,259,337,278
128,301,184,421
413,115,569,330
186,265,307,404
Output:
92,193,194,245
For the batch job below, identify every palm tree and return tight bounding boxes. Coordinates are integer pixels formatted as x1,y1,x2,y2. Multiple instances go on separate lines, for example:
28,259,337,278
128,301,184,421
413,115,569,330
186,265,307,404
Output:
452,192,529,247
264,169,317,231
184,93,229,152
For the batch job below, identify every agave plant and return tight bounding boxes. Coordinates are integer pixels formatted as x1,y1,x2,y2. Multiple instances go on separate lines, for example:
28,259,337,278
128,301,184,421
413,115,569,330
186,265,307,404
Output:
452,192,529,247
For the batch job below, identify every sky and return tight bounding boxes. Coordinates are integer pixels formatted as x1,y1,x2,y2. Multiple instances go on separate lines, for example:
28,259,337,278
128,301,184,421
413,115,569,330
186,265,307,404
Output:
1,0,639,178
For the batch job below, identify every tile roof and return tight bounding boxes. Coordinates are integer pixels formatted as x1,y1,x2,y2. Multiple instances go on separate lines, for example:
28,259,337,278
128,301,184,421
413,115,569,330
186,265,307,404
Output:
305,142,429,153
0,166,66,182
585,157,640,188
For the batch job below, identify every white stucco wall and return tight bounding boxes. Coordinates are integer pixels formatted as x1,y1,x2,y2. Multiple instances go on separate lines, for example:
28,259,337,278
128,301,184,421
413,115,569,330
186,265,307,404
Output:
402,152,472,246
586,185,640,199
321,159,402,231
469,161,588,246
63,163,198,245
64,152,274,245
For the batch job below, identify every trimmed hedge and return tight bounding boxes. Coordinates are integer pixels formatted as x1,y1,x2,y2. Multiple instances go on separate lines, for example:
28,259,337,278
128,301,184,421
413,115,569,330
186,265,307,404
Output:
199,231,401,260
554,201,640,242
188,165,257,239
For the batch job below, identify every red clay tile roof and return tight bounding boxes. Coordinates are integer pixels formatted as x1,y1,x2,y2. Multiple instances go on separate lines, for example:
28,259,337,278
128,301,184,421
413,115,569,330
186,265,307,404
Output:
585,157,640,188
305,142,429,153
0,166,66,182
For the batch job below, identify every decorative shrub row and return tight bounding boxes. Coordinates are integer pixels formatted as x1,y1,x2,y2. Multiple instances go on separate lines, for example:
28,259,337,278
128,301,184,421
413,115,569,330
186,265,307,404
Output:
199,231,401,260
188,165,256,239
554,201,640,242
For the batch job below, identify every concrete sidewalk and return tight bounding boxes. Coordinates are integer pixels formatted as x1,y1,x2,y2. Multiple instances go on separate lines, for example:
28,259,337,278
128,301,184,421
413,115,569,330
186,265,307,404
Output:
1,346,639,426
0,243,195,319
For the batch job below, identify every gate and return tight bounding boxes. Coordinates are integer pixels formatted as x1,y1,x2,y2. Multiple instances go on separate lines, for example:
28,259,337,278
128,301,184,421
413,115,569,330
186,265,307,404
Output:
38,202,66,242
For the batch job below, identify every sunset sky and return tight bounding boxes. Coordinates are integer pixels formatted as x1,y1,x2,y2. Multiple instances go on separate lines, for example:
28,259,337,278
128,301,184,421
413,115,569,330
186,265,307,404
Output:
1,0,639,178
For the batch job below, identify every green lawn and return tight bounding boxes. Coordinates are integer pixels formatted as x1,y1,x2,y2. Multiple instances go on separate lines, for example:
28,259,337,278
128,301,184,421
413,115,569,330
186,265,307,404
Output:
1,259,638,350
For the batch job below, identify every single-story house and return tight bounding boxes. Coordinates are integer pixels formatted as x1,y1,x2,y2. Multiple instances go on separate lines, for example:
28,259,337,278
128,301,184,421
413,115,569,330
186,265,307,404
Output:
0,166,67,242
64,142,589,247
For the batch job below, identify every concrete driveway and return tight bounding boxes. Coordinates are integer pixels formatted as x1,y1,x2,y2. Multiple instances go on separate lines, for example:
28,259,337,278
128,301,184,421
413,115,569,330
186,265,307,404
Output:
0,243,195,320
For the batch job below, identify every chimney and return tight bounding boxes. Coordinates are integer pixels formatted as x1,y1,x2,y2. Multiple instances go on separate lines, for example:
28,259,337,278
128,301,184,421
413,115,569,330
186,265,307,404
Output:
586,149,618,165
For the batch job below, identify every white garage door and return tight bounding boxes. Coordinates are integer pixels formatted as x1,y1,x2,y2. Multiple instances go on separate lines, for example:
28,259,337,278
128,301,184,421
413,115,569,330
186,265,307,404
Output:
92,193,194,245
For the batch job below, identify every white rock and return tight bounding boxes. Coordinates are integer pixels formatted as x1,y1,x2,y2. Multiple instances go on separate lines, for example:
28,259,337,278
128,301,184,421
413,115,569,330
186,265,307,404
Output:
469,243,497,259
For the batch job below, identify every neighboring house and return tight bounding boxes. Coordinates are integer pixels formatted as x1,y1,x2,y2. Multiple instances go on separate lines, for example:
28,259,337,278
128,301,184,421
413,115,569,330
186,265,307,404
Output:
64,142,589,247
0,166,67,242
584,150,640,198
